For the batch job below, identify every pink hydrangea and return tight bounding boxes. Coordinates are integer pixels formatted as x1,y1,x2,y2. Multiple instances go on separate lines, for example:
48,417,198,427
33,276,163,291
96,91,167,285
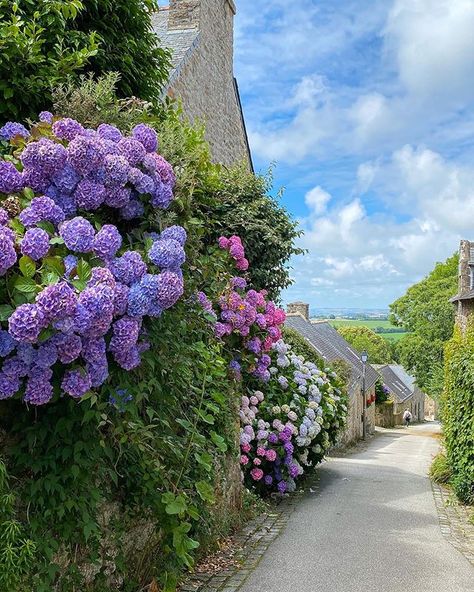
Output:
240,455,249,465
250,468,264,481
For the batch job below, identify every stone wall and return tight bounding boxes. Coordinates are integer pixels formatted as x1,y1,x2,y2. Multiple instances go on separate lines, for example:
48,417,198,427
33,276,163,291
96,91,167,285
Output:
167,0,251,168
375,401,396,428
338,384,376,446
455,240,474,332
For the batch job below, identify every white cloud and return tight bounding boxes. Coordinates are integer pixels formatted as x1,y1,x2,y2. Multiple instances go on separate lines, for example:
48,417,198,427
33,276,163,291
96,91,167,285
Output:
305,186,331,214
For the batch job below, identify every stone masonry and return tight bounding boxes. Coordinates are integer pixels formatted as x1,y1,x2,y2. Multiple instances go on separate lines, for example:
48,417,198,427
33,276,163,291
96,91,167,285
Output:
451,239,474,332
153,1,252,169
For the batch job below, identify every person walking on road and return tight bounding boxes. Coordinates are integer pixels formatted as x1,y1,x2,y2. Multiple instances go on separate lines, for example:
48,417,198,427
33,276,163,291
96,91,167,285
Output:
403,408,412,428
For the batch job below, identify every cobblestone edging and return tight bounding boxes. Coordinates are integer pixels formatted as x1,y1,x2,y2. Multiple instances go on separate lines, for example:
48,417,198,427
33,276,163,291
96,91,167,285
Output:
431,480,474,566
179,487,306,592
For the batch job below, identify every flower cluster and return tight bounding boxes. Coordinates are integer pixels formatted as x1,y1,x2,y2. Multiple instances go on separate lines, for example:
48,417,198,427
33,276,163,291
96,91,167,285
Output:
0,117,186,405
218,235,249,271
196,236,286,380
239,340,347,494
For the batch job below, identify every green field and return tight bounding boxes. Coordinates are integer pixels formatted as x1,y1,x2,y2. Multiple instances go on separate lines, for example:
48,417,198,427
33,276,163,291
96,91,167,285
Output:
323,319,409,342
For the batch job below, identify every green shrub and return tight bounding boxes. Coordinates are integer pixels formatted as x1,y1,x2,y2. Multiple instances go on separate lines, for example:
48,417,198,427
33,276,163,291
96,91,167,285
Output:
429,452,453,484
0,0,98,121
442,323,474,505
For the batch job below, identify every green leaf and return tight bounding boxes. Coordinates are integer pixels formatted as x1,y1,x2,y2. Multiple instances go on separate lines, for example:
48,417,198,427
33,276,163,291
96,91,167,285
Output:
43,256,65,276
19,255,36,278
14,276,37,294
49,237,64,246
163,493,187,515
210,431,228,453
193,452,212,472
0,304,14,321
76,259,92,283
195,481,215,503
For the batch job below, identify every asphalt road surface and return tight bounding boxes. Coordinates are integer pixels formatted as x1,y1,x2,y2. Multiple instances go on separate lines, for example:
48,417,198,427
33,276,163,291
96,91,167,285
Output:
240,423,473,592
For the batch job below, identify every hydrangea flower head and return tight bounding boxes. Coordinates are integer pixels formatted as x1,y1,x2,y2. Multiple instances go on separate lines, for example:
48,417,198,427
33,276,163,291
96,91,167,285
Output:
8,304,45,343
0,161,24,193
59,217,95,252
0,121,29,141
20,227,50,260
132,123,158,152
149,238,186,269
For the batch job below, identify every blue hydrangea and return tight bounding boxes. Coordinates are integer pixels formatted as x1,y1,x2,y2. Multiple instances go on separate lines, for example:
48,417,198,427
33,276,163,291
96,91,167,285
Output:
148,238,185,269
59,216,95,252
20,227,50,261
0,121,29,141
160,225,187,246
0,330,16,357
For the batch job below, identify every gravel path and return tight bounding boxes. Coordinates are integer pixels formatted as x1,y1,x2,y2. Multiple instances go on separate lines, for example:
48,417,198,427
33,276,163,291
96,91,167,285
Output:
240,423,473,592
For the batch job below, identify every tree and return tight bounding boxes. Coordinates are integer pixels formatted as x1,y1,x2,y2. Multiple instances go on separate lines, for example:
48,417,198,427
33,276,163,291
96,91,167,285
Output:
337,326,392,364
0,1,98,122
205,167,305,300
389,253,458,398
73,0,170,104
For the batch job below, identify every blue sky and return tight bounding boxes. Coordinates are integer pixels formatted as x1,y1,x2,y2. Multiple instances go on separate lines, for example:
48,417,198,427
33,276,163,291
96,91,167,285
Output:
233,0,474,309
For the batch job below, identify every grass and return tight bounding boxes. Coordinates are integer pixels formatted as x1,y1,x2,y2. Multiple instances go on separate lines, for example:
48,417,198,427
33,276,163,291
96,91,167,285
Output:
323,319,409,342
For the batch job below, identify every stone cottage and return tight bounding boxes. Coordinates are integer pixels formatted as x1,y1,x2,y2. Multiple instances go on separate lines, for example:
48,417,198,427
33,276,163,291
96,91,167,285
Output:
285,303,378,445
450,239,474,332
374,364,426,426
152,0,253,169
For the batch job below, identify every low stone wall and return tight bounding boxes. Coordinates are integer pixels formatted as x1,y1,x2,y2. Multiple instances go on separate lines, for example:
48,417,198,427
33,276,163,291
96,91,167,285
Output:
375,401,396,428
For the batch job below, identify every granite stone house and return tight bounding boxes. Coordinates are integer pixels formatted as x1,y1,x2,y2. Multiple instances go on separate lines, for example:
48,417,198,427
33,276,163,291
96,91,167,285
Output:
374,364,426,426
285,303,378,445
152,0,253,169
450,239,474,332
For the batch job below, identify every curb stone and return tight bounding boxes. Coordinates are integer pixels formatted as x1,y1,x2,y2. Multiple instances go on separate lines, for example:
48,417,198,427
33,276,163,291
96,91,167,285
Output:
178,484,308,592
431,480,474,566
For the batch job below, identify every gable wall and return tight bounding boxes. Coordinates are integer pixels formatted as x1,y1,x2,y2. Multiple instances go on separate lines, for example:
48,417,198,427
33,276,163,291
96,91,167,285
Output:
166,0,251,168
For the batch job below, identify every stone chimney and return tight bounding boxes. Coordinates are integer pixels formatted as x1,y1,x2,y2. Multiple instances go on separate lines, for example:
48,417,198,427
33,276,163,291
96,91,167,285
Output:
168,0,201,30
287,302,310,320
168,0,236,30
458,240,473,296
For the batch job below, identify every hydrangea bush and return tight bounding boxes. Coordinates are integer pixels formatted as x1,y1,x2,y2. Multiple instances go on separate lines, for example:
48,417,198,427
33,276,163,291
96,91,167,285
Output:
239,340,347,494
0,116,185,404
197,235,286,380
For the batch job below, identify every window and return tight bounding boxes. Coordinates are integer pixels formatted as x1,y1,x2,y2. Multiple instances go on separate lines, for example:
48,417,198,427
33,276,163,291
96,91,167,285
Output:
470,267,474,289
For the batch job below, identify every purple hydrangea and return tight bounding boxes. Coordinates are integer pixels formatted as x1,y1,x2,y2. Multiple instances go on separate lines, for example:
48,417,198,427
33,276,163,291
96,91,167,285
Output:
132,124,158,153
54,333,82,364
16,343,36,365
36,282,76,322
74,179,106,210
118,137,146,166
36,341,58,368
0,121,29,141
151,181,173,209
22,167,49,192
59,216,95,252
92,224,122,260
87,267,116,289
67,135,105,175
97,123,122,143
62,369,92,399
0,161,24,193
113,283,129,316
0,330,16,357
143,154,176,187
109,316,141,352
2,356,29,379
24,368,53,405
21,138,67,175
127,283,150,317
104,186,131,208
8,304,45,343
128,168,154,194
160,225,187,246
51,164,80,193
104,154,130,187
0,227,16,274
39,111,53,123
231,277,247,290
0,208,8,225
110,251,147,285
52,118,85,141
120,198,144,220
148,239,185,269
0,373,20,400
75,285,114,338
154,271,184,310
87,361,109,387
113,346,141,371
19,196,65,227
277,480,288,494
20,227,50,260
82,337,106,364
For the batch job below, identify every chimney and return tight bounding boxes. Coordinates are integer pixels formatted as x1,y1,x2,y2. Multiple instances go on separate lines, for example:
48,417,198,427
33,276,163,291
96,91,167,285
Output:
168,0,201,30
458,240,473,296
287,302,310,321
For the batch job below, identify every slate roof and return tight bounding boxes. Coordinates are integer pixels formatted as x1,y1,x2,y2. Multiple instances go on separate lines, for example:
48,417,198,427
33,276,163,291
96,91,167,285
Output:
374,365,413,403
151,9,201,90
285,314,379,393
450,289,474,302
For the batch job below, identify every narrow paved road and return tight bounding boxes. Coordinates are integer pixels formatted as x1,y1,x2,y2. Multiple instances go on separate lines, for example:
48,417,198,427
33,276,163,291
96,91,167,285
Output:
241,423,473,592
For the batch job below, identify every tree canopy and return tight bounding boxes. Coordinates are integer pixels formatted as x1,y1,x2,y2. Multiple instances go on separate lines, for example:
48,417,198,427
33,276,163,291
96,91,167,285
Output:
389,253,458,397
337,326,392,365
